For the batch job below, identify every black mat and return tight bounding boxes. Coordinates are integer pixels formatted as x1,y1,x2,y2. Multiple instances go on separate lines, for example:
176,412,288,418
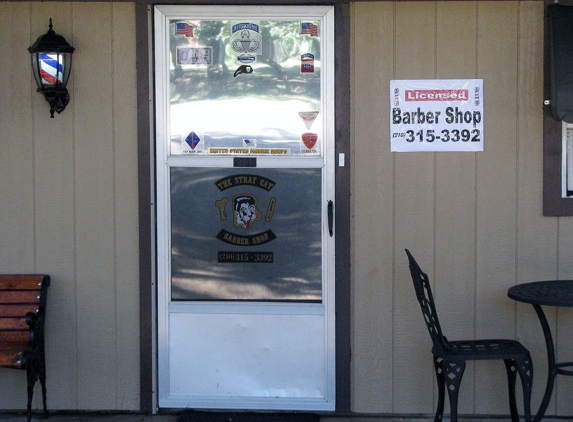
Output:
177,411,319,422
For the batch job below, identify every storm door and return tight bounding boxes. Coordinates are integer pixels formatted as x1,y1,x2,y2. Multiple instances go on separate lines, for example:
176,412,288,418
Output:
154,5,335,410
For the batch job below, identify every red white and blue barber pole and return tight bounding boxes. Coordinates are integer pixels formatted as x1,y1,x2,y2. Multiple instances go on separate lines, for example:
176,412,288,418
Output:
39,53,65,86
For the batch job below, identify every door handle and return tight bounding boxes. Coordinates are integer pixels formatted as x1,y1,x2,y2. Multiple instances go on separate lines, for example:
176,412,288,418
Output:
328,200,333,237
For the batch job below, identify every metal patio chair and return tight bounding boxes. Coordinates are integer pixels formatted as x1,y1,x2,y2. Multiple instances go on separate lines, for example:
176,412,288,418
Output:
405,249,533,422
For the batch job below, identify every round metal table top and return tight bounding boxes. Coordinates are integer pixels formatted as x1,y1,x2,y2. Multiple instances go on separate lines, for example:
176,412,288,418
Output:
508,280,573,307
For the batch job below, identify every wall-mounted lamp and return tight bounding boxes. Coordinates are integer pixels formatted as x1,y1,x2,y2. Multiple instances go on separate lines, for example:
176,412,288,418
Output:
28,19,75,118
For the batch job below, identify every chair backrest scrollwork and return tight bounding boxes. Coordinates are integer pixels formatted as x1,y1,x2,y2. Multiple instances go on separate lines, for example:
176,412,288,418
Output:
405,249,450,351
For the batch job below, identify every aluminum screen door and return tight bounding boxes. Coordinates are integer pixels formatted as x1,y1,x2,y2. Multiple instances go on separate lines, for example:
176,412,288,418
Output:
154,5,335,410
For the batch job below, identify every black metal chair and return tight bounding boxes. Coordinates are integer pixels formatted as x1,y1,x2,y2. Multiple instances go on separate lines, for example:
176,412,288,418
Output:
405,249,533,422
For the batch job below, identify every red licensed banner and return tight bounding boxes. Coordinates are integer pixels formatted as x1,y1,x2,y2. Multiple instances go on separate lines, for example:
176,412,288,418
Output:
405,89,469,101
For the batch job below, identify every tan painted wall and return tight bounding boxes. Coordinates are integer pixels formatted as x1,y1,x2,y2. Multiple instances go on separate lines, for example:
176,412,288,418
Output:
1,0,572,417
352,0,573,416
0,2,139,411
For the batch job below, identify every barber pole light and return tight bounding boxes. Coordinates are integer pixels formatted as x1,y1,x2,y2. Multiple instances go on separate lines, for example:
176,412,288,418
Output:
39,54,64,86
28,19,75,117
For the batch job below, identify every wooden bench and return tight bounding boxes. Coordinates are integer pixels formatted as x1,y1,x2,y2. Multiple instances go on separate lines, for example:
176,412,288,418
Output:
0,274,50,422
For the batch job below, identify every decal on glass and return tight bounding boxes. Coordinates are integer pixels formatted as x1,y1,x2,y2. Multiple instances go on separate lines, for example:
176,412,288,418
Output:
234,65,253,77
216,229,277,246
244,139,257,148
301,53,315,74
232,193,262,230
181,131,203,154
265,197,276,222
230,21,262,64
298,111,319,130
300,22,319,37
175,22,194,37
177,47,213,65
218,251,274,263
301,133,318,149
215,198,228,221
214,174,278,249
185,131,201,149
207,147,290,155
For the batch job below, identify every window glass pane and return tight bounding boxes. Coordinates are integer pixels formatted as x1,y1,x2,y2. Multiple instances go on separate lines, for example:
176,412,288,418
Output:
171,167,322,301
168,19,322,156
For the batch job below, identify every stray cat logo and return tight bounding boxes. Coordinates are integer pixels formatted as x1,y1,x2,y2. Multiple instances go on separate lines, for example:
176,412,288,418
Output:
214,174,277,246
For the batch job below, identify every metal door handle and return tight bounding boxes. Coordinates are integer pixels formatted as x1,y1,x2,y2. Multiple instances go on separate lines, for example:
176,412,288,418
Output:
328,200,333,237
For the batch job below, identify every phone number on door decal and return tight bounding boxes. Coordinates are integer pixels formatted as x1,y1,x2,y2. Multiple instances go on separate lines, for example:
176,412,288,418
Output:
218,252,274,263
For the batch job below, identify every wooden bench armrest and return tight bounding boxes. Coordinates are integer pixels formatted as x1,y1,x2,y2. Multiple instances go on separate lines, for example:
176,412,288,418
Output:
0,274,50,422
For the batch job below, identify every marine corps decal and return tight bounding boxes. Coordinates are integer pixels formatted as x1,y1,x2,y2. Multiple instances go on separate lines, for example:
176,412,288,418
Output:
301,133,318,149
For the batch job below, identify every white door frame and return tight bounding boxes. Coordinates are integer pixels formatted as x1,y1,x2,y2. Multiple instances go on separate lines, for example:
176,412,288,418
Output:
154,5,335,411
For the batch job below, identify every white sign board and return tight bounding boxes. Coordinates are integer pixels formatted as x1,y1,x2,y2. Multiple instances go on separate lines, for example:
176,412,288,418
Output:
390,79,484,152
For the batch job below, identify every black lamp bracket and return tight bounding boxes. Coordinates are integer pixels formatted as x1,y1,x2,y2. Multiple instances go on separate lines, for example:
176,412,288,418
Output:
38,88,70,118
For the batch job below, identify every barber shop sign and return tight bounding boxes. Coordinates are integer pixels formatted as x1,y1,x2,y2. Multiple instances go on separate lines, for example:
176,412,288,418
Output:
390,79,484,152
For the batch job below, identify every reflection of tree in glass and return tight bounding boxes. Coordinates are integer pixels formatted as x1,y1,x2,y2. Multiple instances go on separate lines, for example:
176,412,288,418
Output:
170,168,323,302
170,20,321,105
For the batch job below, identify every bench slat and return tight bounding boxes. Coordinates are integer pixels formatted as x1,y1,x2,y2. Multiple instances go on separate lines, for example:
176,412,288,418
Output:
0,275,45,291
0,304,39,317
0,347,25,368
0,291,40,304
0,331,29,342
0,318,29,331
0,341,28,352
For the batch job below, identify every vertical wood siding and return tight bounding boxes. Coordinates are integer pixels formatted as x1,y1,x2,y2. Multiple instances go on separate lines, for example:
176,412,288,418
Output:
0,2,138,411
0,0,568,416
351,1,573,417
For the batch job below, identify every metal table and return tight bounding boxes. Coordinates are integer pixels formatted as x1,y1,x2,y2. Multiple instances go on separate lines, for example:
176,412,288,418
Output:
508,280,573,422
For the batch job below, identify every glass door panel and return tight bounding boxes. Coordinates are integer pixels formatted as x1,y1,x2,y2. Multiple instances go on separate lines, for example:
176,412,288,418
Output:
168,18,323,157
171,167,322,301
155,5,335,410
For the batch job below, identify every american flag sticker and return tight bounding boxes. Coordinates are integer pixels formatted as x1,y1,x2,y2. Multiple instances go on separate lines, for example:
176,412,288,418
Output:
301,22,319,37
175,22,194,37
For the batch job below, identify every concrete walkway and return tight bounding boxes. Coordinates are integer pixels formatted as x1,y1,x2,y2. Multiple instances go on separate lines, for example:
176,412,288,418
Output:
0,414,178,422
0,414,528,422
